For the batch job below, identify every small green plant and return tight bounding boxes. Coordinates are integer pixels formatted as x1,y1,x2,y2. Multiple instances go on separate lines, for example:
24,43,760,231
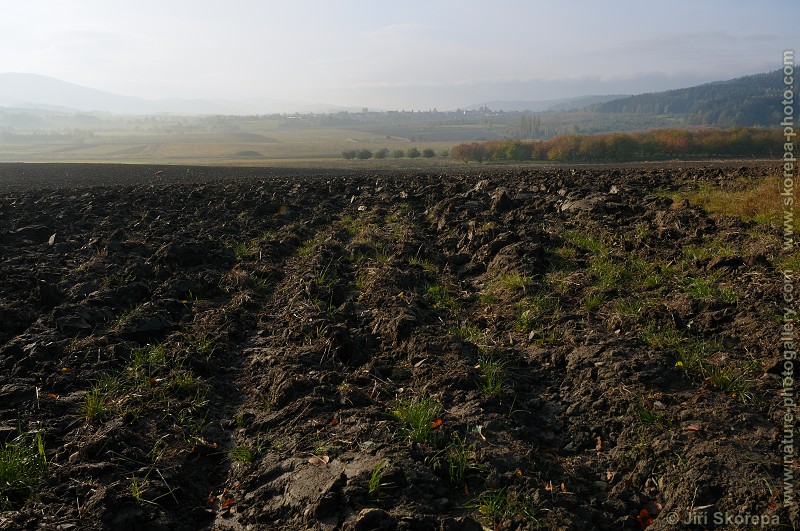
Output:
130,473,149,504
228,445,256,463
180,290,202,305
589,255,626,290
467,488,539,526
368,459,390,498
78,384,110,423
312,436,328,456
191,334,217,362
445,433,473,486
354,270,369,290
614,297,644,315
374,242,394,263
130,344,166,370
494,271,532,293
564,229,609,256
706,365,754,403
636,400,664,427
313,324,329,340
452,322,484,345
683,240,738,261
310,262,336,288
424,284,460,313
233,241,256,261
627,222,650,242
393,395,444,446
718,285,738,303
641,323,683,350
0,432,47,510
408,256,439,274
775,247,800,272
551,244,578,264
298,233,325,257
683,276,716,299
583,291,605,312
514,292,558,331
478,355,511,397
111,305,140,330
103,272,136,289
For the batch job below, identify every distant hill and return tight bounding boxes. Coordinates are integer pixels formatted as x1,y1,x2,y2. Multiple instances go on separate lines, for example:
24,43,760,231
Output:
0,73,353,115
464,94,628,113
586,70,783,127
0,73,154,114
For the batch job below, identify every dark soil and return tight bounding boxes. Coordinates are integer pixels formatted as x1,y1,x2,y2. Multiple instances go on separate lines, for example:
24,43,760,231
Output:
0,162,794,530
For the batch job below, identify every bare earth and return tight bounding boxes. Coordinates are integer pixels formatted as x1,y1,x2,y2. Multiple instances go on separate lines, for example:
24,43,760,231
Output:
0,161,794,530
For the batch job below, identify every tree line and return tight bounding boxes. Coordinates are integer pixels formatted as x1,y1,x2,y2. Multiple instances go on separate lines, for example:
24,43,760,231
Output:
450,127,783,163
342,147,442,160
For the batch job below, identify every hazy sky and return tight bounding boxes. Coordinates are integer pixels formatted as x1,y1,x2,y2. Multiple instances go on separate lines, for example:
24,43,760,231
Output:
1,0,797,110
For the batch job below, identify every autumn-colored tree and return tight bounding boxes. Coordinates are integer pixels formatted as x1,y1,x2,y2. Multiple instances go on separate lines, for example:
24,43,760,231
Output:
449,127,781,163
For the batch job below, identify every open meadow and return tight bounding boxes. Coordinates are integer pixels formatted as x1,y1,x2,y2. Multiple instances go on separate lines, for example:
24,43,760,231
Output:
0,115,510,166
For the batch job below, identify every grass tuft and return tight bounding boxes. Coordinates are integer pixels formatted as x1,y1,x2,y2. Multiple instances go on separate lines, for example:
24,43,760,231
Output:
393,395,444,446
466,487,539,526
368,459,390,498
478,355,512,397
0,432,47,510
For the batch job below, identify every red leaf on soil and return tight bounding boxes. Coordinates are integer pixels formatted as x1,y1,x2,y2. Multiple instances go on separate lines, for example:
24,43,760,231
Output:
47,393,59,400
330,417,339,426
430,418,443,429
221,498,234,509
560,483,567,493
684,425,701,432
636,508,654,529
148,377,158,384
544,481,553,491
207,495,215,504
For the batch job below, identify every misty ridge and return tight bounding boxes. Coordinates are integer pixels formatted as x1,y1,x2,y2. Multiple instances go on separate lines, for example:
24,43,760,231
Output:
0,70,784,125
0,69,786,165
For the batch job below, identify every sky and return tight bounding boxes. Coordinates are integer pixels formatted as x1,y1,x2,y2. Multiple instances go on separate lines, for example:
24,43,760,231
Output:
1,0,797,111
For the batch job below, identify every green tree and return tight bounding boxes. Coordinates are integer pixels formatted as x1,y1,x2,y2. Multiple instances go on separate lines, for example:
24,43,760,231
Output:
341,150,357,160
407,147,421,159
392,149,405,159
422,148,435,158
357,149,373,160
374,148,390,159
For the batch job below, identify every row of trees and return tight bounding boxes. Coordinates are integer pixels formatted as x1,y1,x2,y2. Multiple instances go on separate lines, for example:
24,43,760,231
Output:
342,147,442,160
450,127,783,163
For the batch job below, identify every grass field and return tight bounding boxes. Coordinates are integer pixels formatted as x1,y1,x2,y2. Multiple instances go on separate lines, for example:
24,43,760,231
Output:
0,119,490,165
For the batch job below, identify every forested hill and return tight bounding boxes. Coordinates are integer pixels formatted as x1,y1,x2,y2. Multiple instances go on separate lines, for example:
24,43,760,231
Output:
587,70,783,127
